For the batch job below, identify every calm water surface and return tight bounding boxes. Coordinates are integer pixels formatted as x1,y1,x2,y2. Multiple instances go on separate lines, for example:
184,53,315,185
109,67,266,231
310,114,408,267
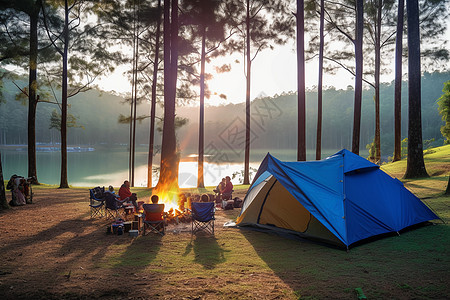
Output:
1,145,349,188
1,145,260,188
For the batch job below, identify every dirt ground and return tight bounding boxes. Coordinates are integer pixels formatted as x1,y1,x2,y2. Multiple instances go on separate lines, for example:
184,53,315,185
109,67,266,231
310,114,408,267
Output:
0,187,448,299
0,188,259,299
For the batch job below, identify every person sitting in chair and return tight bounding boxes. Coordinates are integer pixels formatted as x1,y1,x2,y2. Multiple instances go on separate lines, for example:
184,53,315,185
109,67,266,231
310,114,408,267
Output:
213,178,226,196
11,177,27,206
222,176,234,200
144,195,164,231
119,180,132,200
151,194,159,204
200,194,210,202
118,180,138,212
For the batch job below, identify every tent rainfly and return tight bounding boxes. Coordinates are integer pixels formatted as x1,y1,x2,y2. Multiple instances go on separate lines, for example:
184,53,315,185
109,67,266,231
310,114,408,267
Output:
236,149,439,248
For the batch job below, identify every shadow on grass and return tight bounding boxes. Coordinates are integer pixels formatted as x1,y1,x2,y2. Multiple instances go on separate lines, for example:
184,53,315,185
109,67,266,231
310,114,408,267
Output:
0,217,124,286
111,234,162,269
184,235,228,269
239,223,450,299
406,182,446,195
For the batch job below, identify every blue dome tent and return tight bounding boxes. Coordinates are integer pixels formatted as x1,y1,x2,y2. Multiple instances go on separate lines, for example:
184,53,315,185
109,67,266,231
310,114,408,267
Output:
236,150,439,248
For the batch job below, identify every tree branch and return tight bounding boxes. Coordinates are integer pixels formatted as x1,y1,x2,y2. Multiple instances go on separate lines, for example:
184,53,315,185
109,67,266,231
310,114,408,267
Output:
380,30,396,48
325,0,355,12
324,7,355,44
325,56,375,88
251,43,264,62
41,0,64,56
41,65,62,111
11,81,28,97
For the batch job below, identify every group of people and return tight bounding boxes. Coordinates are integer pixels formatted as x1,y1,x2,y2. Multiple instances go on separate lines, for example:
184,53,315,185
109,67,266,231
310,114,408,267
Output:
105,180,139,213
106,175,234,216
214,176,234,200
7,175,33,206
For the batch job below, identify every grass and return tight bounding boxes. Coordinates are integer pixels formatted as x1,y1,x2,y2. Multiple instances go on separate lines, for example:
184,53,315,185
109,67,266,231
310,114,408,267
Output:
381,145,450,199
111,146,449,298
2,145,449,299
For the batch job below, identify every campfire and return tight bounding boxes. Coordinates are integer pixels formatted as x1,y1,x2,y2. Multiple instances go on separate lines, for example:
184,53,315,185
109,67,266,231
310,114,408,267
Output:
165,207,191,224
149,185,192,224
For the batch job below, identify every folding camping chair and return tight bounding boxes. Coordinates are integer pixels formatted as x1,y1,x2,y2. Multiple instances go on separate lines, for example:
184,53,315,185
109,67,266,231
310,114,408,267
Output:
89,187,105,218
191,202,215,235
104,192,126,220
142,204,166,236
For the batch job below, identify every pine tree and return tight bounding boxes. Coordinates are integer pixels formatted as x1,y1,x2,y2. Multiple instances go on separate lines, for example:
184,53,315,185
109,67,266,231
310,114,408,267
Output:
42,0,121,188
404,0,428,178
155,0,180,192
182,0,231,188
309,0,364,154
0,0,46,184
316,0,325,160
227,0,294,183
296,0,306,161
148,0,162,188
393,0,404,162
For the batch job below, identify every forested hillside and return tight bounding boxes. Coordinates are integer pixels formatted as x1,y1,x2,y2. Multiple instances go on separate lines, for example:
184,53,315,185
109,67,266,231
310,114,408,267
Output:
178,71,448,160
0,79,163,147
1,71,448,161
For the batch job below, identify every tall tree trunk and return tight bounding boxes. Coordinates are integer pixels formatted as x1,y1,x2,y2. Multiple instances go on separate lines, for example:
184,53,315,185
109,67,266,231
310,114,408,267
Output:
197,27,206,188
155,0,179,191
297,0,306,162
352,0,364,155
129,0,140,187
404,0,428,178
147,0,162,189
446,175,450,195
316,0,324,161
243,0,251,185
131,21,139,187
374,0,382,163
0,153,8,209
393,0,404,162
27,1,41,184
129,7,135,184
59,0,69,188
128,94,133,182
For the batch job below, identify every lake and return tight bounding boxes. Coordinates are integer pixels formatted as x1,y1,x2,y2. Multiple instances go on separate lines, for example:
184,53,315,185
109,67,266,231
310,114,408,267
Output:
1,145,353,188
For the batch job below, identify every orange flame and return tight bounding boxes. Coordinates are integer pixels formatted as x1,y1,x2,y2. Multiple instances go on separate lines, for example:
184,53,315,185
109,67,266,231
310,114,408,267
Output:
151,183,180,213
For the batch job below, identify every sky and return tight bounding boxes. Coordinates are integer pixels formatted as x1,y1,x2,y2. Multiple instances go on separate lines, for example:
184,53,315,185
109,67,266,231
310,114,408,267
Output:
99,40,353,105
99,24,450,106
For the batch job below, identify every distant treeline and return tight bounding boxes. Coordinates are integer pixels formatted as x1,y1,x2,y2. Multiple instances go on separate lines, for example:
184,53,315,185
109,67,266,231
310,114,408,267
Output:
1,71,448,160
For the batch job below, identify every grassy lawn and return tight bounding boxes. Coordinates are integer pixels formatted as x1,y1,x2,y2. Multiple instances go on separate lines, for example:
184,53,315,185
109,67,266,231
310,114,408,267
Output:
0,146,449,299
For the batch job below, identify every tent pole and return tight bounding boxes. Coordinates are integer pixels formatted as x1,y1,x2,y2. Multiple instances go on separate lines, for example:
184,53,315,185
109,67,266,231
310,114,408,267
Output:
256,179,277,224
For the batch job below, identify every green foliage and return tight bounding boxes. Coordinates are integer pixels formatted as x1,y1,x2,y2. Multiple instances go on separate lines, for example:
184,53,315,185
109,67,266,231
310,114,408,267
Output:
388,138,408,163
156,116,189,133
49,109,83,131
401,138,408,159
226,0,295,55
438,81,450,144
423,138,435,149
232,167,258,184
366,140,376,161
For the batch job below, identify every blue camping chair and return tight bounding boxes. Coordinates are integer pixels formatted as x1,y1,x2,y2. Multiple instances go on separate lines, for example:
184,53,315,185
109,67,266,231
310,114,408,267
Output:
191,202,215,235
104,192,126,220
89,187,105,218
142,204,166,236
